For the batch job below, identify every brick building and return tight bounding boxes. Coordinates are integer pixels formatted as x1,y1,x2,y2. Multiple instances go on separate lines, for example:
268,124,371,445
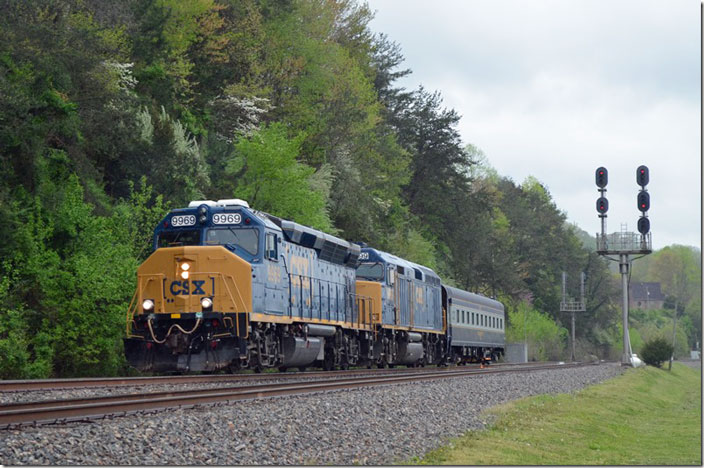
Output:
629,282,666,310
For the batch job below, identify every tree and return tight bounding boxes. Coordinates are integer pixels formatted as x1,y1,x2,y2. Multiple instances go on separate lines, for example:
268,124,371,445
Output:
653,246,701,355
225,123,333,231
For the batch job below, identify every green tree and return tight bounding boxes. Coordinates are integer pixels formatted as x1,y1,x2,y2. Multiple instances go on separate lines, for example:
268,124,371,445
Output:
225,123,333,231
652,246,701,350
505,300,568,361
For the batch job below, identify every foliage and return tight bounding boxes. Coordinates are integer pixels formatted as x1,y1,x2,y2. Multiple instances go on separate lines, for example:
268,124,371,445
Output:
505,301,568,361
629,307,689,359
226,123,333,231
0,0,694,377
640,337,674,368
630,245,702,349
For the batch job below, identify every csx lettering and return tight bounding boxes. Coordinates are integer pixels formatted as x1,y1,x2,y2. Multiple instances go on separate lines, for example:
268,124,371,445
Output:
289,255,310,277
191,280,205,295
169,280,206,296
415,286,424,305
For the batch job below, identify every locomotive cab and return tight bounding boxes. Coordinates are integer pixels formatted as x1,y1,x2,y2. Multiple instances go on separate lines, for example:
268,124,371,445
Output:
125,199,269,372
125,199,364,373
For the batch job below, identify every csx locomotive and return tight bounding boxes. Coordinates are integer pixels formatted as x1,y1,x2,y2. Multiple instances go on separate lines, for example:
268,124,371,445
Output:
124,199,504,372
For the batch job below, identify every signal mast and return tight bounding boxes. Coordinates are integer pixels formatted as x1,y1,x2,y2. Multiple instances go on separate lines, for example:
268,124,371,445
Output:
594,166,652,366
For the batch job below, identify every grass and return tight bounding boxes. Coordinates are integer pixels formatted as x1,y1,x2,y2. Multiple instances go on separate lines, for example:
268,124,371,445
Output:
411,363,701,465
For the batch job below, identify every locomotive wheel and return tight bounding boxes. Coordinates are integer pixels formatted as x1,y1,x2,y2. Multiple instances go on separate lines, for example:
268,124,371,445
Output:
323,351,335,371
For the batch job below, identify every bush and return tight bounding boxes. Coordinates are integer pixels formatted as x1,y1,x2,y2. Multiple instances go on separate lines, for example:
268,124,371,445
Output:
640,338,674,368
506,301,568,361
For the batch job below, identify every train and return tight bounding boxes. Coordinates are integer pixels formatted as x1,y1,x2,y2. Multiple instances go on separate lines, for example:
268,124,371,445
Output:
124,199,505,373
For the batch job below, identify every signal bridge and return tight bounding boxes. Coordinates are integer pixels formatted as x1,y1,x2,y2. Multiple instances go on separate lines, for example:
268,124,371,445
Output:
596,230,652,255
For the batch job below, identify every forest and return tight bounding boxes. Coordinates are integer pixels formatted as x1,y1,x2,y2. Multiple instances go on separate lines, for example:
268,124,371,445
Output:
0,0,700,377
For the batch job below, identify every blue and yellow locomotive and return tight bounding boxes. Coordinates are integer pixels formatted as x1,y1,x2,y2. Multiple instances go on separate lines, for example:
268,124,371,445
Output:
354,247,446,366
124,199,504,373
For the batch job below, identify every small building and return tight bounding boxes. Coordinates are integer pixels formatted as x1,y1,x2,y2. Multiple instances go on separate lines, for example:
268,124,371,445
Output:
629,282,666,310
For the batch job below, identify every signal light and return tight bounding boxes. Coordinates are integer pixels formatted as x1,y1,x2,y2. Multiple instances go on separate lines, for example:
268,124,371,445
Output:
595,167,608,188
596,197,609,214
637,191,650,212
636,165,649,187
638,217,650,235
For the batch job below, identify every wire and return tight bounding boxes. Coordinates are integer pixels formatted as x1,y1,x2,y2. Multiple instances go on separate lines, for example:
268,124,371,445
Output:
147,318,202,344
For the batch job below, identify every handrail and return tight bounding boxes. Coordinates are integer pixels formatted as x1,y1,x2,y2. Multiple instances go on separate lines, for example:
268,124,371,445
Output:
125,274,164,337
125,290,139,337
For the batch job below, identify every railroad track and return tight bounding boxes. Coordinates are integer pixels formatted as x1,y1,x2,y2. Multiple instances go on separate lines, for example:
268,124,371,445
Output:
0,361,529,392
0,362,596,429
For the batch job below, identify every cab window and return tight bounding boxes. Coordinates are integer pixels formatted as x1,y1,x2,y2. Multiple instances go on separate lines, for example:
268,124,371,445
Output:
206,228,259,256
356,263,384,281
266,233,278,260
158,229,201,248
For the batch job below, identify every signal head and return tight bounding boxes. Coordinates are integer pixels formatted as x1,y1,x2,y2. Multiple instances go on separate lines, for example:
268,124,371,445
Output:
636,165,649,187
595,167,608,188
596,196,609,214
637,217,650,235
637,191,650,212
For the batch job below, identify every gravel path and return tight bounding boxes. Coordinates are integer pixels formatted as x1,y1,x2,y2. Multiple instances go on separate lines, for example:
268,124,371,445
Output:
0,363,623,465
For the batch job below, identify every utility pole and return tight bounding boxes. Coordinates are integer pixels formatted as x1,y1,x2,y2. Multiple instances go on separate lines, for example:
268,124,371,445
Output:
560,272,586,362
595,166,652,366
668,299,678,371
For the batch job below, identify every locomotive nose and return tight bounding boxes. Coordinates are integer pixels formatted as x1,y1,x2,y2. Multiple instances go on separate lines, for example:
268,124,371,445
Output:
133,246,253,316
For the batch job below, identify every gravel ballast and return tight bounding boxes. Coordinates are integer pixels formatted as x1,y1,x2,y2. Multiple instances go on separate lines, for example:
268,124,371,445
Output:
0,363,623,465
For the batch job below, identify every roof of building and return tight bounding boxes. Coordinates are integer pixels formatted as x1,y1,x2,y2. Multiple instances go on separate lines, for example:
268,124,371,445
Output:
630,282,666,301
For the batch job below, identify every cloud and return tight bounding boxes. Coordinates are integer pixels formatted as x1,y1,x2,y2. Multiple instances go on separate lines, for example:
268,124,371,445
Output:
368,0,701,249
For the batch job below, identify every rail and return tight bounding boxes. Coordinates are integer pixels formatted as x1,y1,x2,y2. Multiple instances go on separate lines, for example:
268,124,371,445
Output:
0,361,602,429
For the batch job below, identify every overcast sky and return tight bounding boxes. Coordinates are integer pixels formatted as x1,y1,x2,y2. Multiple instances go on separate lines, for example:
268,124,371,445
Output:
367,0,701,250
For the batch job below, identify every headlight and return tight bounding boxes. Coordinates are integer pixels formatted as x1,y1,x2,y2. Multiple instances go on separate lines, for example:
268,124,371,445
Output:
181,270,189,280
201,297,213,309
180,262,190,271
142,299,155,311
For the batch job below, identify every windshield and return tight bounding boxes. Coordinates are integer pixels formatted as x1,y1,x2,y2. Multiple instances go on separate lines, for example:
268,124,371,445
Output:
356,262,384,281
206,228,259,256
158,229,201,248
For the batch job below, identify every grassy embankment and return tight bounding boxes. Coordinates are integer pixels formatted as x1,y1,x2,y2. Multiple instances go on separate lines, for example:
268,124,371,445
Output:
413,363,701,465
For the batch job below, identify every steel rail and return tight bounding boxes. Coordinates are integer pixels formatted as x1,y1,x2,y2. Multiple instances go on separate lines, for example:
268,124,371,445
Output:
0,361,528,392
0,362,596,429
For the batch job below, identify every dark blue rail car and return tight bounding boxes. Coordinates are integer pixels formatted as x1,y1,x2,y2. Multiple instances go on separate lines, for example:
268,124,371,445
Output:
443,284,505,362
